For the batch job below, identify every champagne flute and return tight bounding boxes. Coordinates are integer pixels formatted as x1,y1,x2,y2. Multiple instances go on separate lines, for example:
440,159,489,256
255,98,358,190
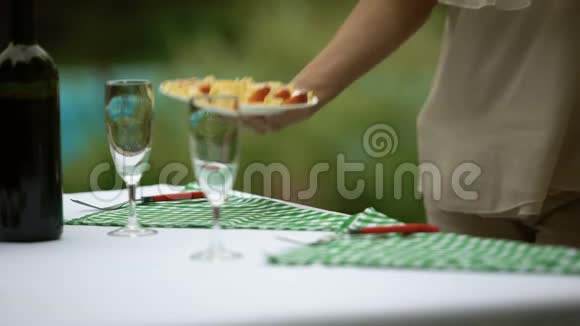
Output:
105,79,157,237
189,95,241,260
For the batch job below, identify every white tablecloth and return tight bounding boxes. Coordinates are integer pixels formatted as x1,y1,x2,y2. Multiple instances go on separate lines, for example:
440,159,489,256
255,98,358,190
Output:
2,185,580,326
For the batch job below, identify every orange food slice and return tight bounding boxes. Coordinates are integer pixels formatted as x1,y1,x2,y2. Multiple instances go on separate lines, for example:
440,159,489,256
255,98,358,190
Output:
199,84,211,94
282,92,308,104
273,88,291,100
247,86,271,103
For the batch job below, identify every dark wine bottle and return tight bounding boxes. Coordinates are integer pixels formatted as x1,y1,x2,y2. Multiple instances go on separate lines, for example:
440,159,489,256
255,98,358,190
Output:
0,0,63,241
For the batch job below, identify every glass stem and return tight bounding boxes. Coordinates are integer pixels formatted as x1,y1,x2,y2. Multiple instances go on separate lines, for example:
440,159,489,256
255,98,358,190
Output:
211,205,222,251
127,184,139,229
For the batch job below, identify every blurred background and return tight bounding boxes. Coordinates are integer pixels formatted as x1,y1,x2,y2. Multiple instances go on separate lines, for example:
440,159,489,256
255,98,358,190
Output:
0,0,446,222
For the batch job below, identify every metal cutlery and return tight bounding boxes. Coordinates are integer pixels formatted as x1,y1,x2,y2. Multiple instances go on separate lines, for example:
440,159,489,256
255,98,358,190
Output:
276,224,440,245
71,191,206,211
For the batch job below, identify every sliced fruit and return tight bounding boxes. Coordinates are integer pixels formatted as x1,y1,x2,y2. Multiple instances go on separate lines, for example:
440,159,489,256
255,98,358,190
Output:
282,92,308,104
199,84,211,94
248,86,271,103
273,88,291,100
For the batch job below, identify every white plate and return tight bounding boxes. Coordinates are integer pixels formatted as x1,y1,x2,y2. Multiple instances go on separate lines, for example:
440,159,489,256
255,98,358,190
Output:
158,81,319,116
238,96,319,115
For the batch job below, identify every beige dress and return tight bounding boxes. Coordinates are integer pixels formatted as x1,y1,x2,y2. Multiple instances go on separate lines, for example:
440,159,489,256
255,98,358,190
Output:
417,0,580,216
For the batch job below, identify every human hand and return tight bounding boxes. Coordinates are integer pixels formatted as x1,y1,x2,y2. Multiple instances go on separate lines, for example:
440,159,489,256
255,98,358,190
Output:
242,0,436,134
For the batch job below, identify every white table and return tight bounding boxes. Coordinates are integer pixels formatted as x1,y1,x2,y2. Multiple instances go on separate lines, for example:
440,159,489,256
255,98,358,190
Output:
2,185,580,326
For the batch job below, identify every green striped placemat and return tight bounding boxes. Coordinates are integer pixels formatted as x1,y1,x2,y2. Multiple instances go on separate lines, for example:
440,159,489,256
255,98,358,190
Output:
269,208,580,275
66,185,398,232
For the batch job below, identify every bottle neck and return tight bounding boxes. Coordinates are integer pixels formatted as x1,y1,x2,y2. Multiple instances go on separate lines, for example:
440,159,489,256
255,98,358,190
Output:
11,0,37,45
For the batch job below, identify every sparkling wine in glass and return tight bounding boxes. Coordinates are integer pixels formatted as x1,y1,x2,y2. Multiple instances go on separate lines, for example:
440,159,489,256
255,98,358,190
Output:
105,79,157,237
189,95,241,260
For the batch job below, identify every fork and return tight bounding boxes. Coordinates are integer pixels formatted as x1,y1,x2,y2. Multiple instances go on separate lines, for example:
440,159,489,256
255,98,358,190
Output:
71,191,206,211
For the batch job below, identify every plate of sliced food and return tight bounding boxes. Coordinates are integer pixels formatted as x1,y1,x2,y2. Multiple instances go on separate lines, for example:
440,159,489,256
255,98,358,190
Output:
159,75,318,116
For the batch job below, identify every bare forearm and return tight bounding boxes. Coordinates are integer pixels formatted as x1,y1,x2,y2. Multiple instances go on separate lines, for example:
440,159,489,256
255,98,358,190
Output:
292,0,437,104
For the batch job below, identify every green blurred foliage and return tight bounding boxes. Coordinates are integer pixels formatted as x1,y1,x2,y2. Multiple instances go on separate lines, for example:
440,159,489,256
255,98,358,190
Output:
31,1,447,222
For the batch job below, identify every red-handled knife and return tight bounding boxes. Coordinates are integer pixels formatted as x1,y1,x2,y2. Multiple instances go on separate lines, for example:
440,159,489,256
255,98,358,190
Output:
141,191,205,204
276,223,441,246
349,224,440,235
